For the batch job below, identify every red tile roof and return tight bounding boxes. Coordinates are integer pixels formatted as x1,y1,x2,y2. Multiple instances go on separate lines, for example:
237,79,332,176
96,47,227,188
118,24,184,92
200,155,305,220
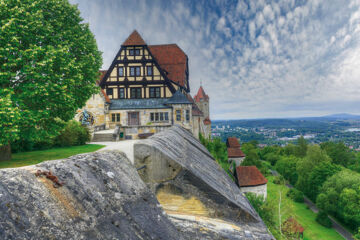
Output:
186,94,203,116
194,86,209,102
148,44,187,88
203,117,211,125
122,30,146,46
228,148,245,158
227,137,241,148
236,166,267,187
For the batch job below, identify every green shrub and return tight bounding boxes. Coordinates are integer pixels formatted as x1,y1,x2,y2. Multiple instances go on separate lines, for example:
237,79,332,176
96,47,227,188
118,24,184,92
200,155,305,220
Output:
354,227,360,240
286,188,304,202
316,211,332,228
55,120,90,147
273,175,285,185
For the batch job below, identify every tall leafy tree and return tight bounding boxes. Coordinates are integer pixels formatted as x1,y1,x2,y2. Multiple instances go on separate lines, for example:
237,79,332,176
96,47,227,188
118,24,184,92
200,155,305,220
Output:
0,0,102,158
296,145,331,196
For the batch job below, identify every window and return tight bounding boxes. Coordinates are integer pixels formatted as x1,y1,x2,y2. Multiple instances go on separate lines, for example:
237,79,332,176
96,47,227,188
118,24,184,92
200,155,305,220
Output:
160,112,164,121
119,88,125,99
130,66,141,76
129,49,140,56
176,110,181,121
186,110,190,121
147,66,153,76
130,88,142,99
106,88,113,96
149,87,160,98
149,112,169,122
136,67,141,76
111,113,120,122
118,67,124,77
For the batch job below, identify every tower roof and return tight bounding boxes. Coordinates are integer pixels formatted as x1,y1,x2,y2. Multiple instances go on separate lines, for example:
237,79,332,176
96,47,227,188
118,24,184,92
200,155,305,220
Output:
122,30,146,46
194,86,209,102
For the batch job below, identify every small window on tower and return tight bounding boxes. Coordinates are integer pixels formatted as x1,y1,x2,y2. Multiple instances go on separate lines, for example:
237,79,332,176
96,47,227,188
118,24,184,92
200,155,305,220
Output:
129,49,134,56
135,49,140,55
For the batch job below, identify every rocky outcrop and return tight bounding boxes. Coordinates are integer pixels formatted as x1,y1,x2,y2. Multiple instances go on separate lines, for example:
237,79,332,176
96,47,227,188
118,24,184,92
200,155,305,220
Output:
134,125,273,239
0,152,187,240
0,126,273,239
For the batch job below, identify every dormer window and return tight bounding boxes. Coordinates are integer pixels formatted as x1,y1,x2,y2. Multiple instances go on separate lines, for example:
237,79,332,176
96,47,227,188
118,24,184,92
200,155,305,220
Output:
135,49,140,55
129,49,134,56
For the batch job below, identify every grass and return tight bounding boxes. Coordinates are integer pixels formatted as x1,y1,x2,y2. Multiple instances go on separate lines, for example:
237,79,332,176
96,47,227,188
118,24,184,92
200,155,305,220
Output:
267,175,344,240
0,144,105,169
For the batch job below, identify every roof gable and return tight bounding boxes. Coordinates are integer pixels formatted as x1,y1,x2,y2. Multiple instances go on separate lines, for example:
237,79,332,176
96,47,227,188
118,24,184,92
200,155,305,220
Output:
122,30,146,46
236,166,268,187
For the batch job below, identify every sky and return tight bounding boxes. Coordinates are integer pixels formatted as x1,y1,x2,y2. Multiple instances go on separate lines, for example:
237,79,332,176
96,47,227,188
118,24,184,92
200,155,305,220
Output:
70,0,360,120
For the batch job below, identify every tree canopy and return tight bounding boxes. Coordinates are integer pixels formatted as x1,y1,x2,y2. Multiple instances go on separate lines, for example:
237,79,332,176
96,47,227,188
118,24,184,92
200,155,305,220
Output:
0,0,102,149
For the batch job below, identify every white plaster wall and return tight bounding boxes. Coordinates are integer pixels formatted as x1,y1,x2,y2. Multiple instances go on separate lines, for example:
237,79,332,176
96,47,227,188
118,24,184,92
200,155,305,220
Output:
240,184,267,199
228,157,245,167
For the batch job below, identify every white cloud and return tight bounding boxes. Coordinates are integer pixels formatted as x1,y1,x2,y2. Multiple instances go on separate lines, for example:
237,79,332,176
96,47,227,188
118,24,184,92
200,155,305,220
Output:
71,0,360,119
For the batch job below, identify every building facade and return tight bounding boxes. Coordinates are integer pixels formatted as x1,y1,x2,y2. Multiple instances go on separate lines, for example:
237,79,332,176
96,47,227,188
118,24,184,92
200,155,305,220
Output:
76,30,210,140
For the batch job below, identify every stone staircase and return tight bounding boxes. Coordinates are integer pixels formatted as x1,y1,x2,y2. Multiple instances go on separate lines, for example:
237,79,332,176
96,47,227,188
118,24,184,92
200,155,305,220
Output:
92,130,115,142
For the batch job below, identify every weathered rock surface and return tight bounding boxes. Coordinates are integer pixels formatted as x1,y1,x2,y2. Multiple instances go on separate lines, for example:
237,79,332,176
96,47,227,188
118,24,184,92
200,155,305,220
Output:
135,125,273,239
0,151,187,240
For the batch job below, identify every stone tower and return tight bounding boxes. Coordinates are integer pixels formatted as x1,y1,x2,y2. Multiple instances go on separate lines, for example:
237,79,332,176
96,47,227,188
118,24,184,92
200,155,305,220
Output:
194,86,211,138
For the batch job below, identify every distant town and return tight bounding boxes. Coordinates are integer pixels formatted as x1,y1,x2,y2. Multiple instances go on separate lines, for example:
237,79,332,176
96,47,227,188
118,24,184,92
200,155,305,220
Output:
212,114,360,150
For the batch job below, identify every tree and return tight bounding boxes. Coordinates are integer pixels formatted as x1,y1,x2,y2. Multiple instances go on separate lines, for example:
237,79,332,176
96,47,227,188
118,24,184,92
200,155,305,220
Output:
275,156,299,185
296,145,331,196
321,142,355,167
295,136,307,158
306,161,340,201
316,169,360,230
0,0,102,158
0,89,20,160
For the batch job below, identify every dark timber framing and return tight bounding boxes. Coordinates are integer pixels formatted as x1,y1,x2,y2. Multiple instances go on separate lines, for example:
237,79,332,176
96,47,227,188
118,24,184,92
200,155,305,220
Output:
99,44,189,99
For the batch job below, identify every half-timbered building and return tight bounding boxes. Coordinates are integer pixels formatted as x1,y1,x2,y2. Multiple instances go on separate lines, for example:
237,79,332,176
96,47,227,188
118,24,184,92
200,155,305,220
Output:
76,30,211,140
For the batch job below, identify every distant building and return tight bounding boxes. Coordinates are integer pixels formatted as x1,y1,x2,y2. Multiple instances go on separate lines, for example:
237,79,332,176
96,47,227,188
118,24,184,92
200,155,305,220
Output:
235,166,268,199
76,30,211,140
194,86,211,138
227,137,246,171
